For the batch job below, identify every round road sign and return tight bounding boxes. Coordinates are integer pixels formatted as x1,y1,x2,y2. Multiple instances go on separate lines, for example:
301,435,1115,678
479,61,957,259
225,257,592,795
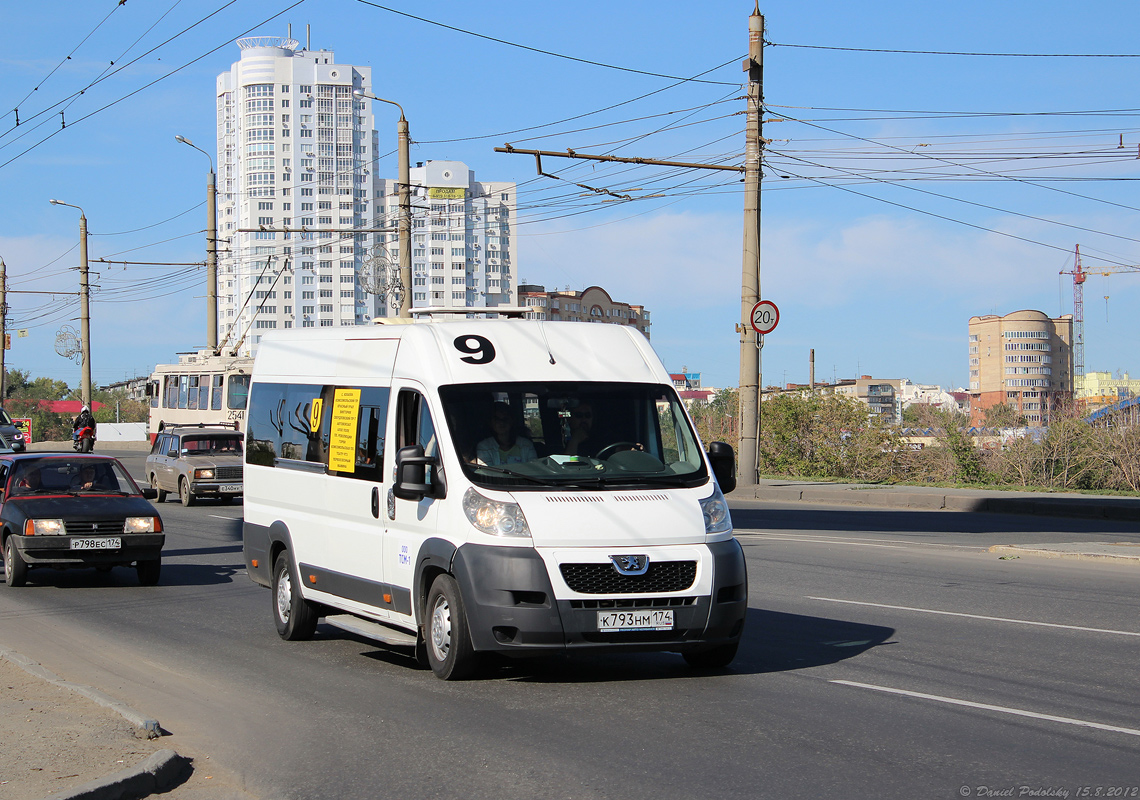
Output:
750,300,780,334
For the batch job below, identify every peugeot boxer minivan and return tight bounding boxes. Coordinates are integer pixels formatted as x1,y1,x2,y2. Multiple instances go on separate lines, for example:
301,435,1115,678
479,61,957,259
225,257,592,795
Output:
242,318,746,679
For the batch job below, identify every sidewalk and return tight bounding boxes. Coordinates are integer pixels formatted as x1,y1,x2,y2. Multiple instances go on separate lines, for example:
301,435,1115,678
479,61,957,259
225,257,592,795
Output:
0,648,256,800
732,478,1140,565
742,478,1140,521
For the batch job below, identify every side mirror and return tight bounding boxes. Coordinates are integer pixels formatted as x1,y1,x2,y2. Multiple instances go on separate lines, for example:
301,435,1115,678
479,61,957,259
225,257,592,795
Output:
393,444,445,501
141,487,158,500
707,441,736,494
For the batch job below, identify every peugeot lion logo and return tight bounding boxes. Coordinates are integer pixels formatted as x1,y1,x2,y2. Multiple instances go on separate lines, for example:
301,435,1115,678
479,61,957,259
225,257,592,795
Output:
610,554,649,576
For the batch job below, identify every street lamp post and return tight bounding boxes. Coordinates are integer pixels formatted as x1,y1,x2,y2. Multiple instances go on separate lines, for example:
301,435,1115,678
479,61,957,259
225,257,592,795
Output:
354,88,411,319
49,199,93,407
176,135,218,353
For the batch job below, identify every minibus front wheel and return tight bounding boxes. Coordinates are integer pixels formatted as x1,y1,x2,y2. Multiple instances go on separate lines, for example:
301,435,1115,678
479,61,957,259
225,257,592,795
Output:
273,551,318,641
425,574,480,680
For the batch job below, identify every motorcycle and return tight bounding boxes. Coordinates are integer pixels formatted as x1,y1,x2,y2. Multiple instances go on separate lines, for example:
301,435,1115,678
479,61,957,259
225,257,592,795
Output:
73,425,96,453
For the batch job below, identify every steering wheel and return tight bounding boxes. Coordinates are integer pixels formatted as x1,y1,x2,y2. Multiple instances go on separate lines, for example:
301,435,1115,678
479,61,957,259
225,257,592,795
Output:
595,441,641,460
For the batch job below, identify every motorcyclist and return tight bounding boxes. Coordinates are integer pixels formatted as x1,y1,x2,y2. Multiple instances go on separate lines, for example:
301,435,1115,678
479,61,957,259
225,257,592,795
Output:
72,405,96,444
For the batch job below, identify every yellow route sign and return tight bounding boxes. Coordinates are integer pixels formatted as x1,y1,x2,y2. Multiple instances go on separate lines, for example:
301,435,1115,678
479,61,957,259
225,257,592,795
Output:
328,389,361,473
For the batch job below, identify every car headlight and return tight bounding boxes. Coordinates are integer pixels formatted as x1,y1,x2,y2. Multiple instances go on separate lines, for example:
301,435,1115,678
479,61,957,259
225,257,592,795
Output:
462,487,530,538
699,484,732,534
194,468,215,480
124,517,161,534
27,519,65,536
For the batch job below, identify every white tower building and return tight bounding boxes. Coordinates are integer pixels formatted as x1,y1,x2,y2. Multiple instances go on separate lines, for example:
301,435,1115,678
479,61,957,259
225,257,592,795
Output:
216,38,518,352
216,37,375,354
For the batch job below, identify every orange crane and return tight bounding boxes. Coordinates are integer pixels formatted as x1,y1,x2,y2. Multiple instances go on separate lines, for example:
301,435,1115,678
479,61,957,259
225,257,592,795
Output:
1059,245,1140,379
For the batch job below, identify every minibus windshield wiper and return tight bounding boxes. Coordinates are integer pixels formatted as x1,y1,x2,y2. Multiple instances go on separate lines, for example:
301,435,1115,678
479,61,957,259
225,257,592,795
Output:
472,465,562,485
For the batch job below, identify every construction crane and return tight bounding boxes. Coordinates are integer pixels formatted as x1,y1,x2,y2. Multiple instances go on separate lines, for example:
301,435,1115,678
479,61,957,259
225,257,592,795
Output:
1059,244,1140,379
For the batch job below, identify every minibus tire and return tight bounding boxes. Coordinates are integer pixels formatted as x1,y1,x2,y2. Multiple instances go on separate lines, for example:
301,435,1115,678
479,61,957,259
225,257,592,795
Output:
273,552,318,641
682,641,739,669
425,574,479,680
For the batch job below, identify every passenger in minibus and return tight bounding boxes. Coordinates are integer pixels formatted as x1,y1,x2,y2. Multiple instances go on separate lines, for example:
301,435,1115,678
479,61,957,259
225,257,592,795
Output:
476,402,537,466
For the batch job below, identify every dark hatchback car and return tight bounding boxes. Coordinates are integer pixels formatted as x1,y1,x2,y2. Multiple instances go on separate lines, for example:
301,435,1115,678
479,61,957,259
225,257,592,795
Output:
0,454,164,587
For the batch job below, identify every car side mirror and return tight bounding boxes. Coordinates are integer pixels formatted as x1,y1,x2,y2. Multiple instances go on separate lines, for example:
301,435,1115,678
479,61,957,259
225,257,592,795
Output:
141,487,158,500
393,444,445,501
707,441,736,494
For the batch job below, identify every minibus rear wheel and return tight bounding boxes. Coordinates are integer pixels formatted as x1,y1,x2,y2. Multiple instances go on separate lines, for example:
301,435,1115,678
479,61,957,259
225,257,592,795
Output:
425,574,479,680
273,552,318,641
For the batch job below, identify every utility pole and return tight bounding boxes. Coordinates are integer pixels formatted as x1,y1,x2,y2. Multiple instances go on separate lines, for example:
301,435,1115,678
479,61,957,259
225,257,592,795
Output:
79,212,92,408
738,3,764,486
49,199,92,407
354,89,412,318
207,167,218,350
0,257,6,403
176,135,218,351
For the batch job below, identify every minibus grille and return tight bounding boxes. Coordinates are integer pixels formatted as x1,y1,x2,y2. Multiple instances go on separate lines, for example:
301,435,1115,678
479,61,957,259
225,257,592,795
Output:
560,561,697,594
569,596,697,609
214,466,243,481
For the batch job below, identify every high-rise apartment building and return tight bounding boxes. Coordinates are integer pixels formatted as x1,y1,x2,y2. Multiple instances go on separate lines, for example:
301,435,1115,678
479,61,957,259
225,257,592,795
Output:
968,310,1074,425
373,160,517,312
215,37,517,356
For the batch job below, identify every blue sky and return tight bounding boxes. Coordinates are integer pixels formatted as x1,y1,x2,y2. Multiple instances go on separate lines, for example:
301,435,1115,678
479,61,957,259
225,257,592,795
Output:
2,0,1139,392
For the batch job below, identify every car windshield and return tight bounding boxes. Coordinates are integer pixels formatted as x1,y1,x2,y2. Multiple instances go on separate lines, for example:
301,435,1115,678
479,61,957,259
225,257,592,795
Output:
438,382,709,491
9,459,140,496
181,435,243,455
0,408,12,425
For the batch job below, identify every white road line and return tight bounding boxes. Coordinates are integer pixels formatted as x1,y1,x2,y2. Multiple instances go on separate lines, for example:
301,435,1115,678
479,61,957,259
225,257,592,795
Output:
807,596,1140,637
735,534,902,549
208,515,241,521
830,680,1140,737
736,532,959,548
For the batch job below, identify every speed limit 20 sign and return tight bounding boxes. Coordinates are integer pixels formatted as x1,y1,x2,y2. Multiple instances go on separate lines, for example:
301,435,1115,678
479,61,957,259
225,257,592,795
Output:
750,300,780,335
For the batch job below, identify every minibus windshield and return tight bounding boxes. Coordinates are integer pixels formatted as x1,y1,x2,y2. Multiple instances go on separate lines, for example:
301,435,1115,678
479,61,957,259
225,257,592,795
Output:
438,382,709,491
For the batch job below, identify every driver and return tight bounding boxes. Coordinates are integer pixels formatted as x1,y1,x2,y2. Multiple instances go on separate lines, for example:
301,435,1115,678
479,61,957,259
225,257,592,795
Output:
564,401,601,457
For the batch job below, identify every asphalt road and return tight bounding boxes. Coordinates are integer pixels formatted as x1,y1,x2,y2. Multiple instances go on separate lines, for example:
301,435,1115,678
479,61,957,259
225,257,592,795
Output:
0,450,1137,799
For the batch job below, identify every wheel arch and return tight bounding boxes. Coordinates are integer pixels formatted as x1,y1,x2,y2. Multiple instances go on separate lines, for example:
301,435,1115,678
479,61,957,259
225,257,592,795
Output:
415,538,456,625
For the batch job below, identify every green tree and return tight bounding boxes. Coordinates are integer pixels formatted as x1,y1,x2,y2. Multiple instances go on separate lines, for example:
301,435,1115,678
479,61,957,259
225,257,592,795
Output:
982,402,1026,428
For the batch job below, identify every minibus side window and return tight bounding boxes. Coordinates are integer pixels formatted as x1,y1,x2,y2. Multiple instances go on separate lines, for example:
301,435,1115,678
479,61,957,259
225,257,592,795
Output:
396,390,439,484
244,382,325,467
323,386,388,482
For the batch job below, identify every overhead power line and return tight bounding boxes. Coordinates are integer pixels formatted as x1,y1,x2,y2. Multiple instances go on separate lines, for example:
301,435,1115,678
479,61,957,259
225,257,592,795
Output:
768,41,1140,58
357,0,739,85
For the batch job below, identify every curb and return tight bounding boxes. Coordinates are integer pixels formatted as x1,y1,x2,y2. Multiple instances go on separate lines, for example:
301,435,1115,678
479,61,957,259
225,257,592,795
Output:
42,750,190,800
988,543,1140,564
0,646,161,738
746,485,1140,522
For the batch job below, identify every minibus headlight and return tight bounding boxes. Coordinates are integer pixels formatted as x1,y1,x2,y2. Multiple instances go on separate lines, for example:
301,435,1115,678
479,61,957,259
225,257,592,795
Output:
699,485,732,534
462,488,531,538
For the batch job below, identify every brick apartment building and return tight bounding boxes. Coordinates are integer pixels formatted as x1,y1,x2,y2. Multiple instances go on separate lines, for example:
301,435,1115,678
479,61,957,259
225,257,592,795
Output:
968,310,1073,425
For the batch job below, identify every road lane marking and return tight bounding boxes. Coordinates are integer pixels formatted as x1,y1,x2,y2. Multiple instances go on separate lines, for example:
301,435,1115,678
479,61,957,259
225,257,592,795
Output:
737,535,903,549
208,515,242,521
737,532,959,548
830,680,1140,737
807,596,1140,637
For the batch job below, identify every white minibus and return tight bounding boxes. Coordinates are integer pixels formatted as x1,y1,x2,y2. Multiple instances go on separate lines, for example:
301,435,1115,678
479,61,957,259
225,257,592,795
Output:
242,318,746,679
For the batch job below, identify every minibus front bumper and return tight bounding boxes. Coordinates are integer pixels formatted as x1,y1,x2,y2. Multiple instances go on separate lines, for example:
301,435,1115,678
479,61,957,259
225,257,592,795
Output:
452,539,747,654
